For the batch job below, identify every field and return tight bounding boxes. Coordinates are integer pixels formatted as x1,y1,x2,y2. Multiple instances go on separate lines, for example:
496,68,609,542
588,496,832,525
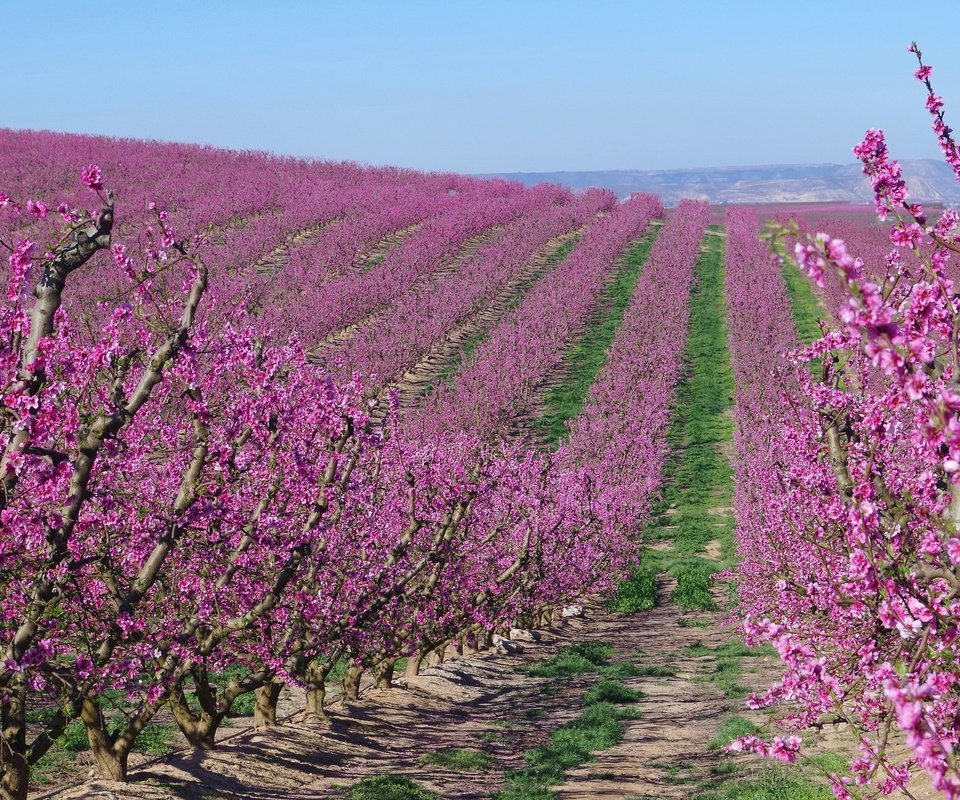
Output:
0,122,956,800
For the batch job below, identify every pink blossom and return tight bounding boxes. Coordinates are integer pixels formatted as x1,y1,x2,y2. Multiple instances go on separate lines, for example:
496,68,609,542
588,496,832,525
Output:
80,163,104,192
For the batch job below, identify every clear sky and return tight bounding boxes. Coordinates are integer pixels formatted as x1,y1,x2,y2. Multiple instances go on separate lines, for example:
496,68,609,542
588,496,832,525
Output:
4,1,959,173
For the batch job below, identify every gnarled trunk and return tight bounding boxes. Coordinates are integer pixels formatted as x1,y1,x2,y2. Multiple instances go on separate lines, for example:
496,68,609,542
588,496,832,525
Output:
168,687,219,750
81,696,129,781
374,658,396,690
342,664,363,701
1,682,28,800
404,651,426,679
304,662,331,723
0,749,28,800
254,682,283,729
475,628,492,651
426,646,445,668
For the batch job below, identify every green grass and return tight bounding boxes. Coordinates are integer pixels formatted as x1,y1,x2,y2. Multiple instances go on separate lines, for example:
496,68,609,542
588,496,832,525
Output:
696,765,833,800
677,617,711,628
133,722,177,755
616,228,734,612
599,662,675,679
606,567,657,613
685,640,755,699
345,775,437,800
230,691,256,716
781,260,825,346
582,678,643,705
807,752,849,773
536,230,658,445
523,641,613,678
495,702,629,800
57,720,89,752
417,748,494,772
708,716,762,750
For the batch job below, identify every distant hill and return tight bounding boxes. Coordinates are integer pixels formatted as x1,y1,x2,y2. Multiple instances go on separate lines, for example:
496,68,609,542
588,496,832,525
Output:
480,160,960,205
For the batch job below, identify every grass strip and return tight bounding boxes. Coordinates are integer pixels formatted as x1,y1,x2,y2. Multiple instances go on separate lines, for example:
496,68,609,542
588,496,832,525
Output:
521,641,612,678
613,228,735,612
345,775,437,799
495,700,636,800
536,229,658,445
781,260,825,346
697,765,833,800
418,748,494,772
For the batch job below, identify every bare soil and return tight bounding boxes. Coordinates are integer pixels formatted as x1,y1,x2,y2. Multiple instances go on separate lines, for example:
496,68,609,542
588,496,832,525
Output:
45,580,759,800
314,224,506,353
377,226,585,421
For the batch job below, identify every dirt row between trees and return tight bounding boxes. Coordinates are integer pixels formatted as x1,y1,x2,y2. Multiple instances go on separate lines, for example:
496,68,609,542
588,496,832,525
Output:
375,226,585,421
51,582,769,800
315,224,507,352
252,219,423,277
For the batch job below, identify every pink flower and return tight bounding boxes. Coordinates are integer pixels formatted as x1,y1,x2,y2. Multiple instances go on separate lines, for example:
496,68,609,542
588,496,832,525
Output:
26,199,47,219
80,164,104,192
947,538,960,566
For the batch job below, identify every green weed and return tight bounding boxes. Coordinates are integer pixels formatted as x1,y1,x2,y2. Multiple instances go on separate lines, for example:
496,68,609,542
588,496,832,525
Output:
697,764,833,800
536,230,658,445
417,748,494,772
600,662,675,679
607,567,657,612
523,641,613,678
709,716,762,750
583,678,643,705
346,775,437,800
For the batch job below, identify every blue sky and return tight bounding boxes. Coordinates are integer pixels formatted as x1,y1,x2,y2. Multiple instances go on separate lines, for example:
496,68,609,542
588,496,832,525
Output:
4,1,959,173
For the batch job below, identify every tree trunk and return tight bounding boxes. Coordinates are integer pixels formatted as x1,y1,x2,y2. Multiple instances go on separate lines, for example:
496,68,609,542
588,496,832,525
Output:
476,629,492,650
168,688,218,750
0,751,28,800
303,662,331,723
81,697,128,781
179,718,217,751
342,664,363,701
254,682,282,729
305,684,328,722
1,682,28,800
426,647,445,668
374,658,396,690
404,651,425,679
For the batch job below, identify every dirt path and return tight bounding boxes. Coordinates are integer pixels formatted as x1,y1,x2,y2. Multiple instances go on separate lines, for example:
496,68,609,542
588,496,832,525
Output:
50,584,755,800
374,226,584,421
315,224,506,353
252,218,341,274
556,584,742,799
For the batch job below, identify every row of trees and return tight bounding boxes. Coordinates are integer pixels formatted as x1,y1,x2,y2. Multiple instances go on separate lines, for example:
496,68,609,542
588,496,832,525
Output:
729,46,960,798
0,167,641,799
